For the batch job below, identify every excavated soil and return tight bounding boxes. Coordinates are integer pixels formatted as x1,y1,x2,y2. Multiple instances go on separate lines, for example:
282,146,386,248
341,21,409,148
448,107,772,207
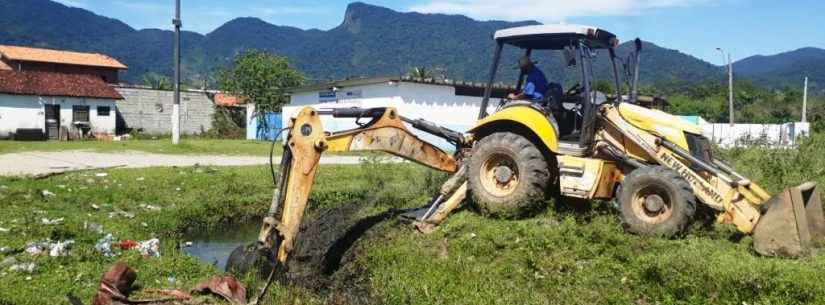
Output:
280,202,411,304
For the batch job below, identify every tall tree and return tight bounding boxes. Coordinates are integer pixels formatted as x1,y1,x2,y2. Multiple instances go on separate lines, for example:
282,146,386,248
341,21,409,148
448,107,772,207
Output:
217,49,305,113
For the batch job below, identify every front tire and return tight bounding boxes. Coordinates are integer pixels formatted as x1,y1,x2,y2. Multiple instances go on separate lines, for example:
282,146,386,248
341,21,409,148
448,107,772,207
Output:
618,166,696,237
468,132,550,218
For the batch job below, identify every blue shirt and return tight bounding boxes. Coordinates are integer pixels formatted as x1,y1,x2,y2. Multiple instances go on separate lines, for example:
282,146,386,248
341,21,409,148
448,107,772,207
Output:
523,67,548,100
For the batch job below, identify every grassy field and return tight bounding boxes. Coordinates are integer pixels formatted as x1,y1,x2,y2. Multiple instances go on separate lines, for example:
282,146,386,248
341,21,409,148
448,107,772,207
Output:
0,139,279,156
1,134,825,305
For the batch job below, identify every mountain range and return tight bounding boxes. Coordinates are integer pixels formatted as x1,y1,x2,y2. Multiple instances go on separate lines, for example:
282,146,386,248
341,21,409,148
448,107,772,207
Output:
0,0,821,92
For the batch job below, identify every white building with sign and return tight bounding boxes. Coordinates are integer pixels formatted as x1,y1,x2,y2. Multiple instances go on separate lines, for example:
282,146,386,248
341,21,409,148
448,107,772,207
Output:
284,76,508,149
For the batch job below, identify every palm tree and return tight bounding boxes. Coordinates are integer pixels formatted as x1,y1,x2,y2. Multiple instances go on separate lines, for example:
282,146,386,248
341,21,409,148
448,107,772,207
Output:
407,66,432,79
142,73,172,90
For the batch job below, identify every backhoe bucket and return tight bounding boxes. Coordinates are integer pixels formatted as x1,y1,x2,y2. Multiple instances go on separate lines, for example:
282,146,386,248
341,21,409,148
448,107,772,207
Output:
753,182,825,257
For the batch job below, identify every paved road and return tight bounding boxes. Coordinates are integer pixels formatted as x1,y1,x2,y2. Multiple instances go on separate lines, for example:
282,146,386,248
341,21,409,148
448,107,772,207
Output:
0,150,366,176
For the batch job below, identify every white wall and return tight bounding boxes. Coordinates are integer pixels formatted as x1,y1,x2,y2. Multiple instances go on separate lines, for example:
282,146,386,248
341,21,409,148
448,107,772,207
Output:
701,122,810,148
284,81,500,149
0,94,117,138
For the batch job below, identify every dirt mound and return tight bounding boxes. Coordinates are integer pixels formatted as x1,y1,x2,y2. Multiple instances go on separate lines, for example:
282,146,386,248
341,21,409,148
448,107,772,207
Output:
284,202,409,303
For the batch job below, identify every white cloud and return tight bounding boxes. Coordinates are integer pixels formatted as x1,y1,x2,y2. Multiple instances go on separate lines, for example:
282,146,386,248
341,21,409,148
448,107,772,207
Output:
410,0,715,22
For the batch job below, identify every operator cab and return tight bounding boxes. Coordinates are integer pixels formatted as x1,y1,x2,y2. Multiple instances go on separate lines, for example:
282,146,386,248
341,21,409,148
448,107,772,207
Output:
479,24,624,155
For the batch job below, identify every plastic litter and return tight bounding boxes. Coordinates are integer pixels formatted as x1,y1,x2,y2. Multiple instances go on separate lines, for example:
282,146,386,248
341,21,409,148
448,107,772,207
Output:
117,240,138,251
137,238,160,257
95,234,116,257
95,173,109,177
0,257,17,268
85,222,104,234
92,262,191,305
139,204,161,211
40,190,56,197
25,241,49,255
9,262,36,273
108,210,135,219
49,240,74,257
41,217,64,225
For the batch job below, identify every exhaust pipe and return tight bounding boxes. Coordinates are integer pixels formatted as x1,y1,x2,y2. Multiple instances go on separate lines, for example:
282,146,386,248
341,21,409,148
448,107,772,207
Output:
752,182,825,257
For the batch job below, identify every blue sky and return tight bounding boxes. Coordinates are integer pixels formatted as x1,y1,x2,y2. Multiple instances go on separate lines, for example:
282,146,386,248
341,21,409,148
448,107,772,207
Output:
54,0,824,64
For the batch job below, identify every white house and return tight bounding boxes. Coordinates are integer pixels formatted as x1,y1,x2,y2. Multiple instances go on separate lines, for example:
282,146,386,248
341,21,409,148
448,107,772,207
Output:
0,70,122,140
284,76,509,149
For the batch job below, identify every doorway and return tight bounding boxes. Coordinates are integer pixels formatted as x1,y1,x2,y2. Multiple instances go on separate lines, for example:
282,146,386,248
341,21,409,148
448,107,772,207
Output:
44,104,60,140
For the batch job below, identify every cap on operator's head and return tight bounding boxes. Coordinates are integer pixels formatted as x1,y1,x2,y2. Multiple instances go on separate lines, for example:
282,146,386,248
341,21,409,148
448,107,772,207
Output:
518,55,534,69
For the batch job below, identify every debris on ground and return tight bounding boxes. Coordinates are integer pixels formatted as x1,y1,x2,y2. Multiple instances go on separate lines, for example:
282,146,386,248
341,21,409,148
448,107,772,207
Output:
136,177,145,181
117,240,138,251
108,210,135,219
92,262,246,305
0,257,17,268
9,262,36,274
137,238,160,257
49,240,74,257
192,275,247,305
91,204,101,210
40,190,56,197
140,204,161,212
41,217,64,225
25,240,74,257
95,173,109,177
95,234,116,257
85,222,104,234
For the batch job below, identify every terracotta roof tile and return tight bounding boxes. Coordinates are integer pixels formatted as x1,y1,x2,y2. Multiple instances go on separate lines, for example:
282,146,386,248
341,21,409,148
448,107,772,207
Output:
0,70,123,100
0,45,127,69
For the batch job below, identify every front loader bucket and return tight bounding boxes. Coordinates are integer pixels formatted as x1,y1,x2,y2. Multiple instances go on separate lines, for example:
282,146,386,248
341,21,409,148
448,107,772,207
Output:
753,182,825,257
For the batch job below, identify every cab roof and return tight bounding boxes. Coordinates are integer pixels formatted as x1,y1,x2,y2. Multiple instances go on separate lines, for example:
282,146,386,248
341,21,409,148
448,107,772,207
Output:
494,24,618,50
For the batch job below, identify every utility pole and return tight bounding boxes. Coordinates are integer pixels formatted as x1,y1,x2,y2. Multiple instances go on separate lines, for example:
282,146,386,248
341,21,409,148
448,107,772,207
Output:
802,76,808,122
716,48,734,126
172,0,182,144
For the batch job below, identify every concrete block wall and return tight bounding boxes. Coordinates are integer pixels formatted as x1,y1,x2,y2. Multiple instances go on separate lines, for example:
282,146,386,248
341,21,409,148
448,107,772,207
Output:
114,86,215,135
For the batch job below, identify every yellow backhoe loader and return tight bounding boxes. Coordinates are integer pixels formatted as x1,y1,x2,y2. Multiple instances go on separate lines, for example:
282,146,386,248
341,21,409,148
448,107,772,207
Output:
229,24,825,281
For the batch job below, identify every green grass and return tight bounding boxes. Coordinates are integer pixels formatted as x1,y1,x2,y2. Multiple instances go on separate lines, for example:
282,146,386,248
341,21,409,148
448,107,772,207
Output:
0,139,279,156
2,134,825,305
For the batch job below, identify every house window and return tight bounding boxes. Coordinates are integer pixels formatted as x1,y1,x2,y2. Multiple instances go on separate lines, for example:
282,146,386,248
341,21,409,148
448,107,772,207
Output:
97,106,111,116
73,105,90,123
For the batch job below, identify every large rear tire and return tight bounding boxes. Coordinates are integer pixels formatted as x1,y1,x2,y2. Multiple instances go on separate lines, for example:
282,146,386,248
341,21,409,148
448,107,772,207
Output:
618,166,696,237
468,132,550,218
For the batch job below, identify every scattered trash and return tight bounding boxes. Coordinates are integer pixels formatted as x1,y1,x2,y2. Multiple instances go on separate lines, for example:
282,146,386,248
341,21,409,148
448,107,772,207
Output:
9,262,36,273
41,217,64,225
136,177,145,181
26,240,74,257
85,222,104,234
141,222,148,227
108,210,135,219
137,238,160,257
117,240,138,251
40,190,56,197
183,241,193,247
192,275,247,305
91,204,100,210
25,241,49,255
95,234,116,257
49,240,74,257
95,173,109,177
139,204,161,212
0,246,9,254
175,187,182,192
0,257,17,268
92,262,190,305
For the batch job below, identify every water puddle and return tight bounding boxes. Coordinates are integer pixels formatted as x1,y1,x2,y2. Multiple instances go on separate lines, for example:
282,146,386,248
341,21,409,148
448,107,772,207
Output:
182,221,259,271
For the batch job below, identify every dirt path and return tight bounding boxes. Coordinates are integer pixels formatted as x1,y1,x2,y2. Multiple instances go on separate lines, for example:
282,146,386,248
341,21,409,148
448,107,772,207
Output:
0,150,366,176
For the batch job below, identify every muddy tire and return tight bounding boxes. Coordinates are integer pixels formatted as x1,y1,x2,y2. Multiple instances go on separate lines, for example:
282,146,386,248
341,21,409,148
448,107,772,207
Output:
618,166,696,237
468,132,550,218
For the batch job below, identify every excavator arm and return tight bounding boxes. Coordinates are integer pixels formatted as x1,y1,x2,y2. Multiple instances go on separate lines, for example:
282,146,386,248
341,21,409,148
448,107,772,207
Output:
255,106,469,267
